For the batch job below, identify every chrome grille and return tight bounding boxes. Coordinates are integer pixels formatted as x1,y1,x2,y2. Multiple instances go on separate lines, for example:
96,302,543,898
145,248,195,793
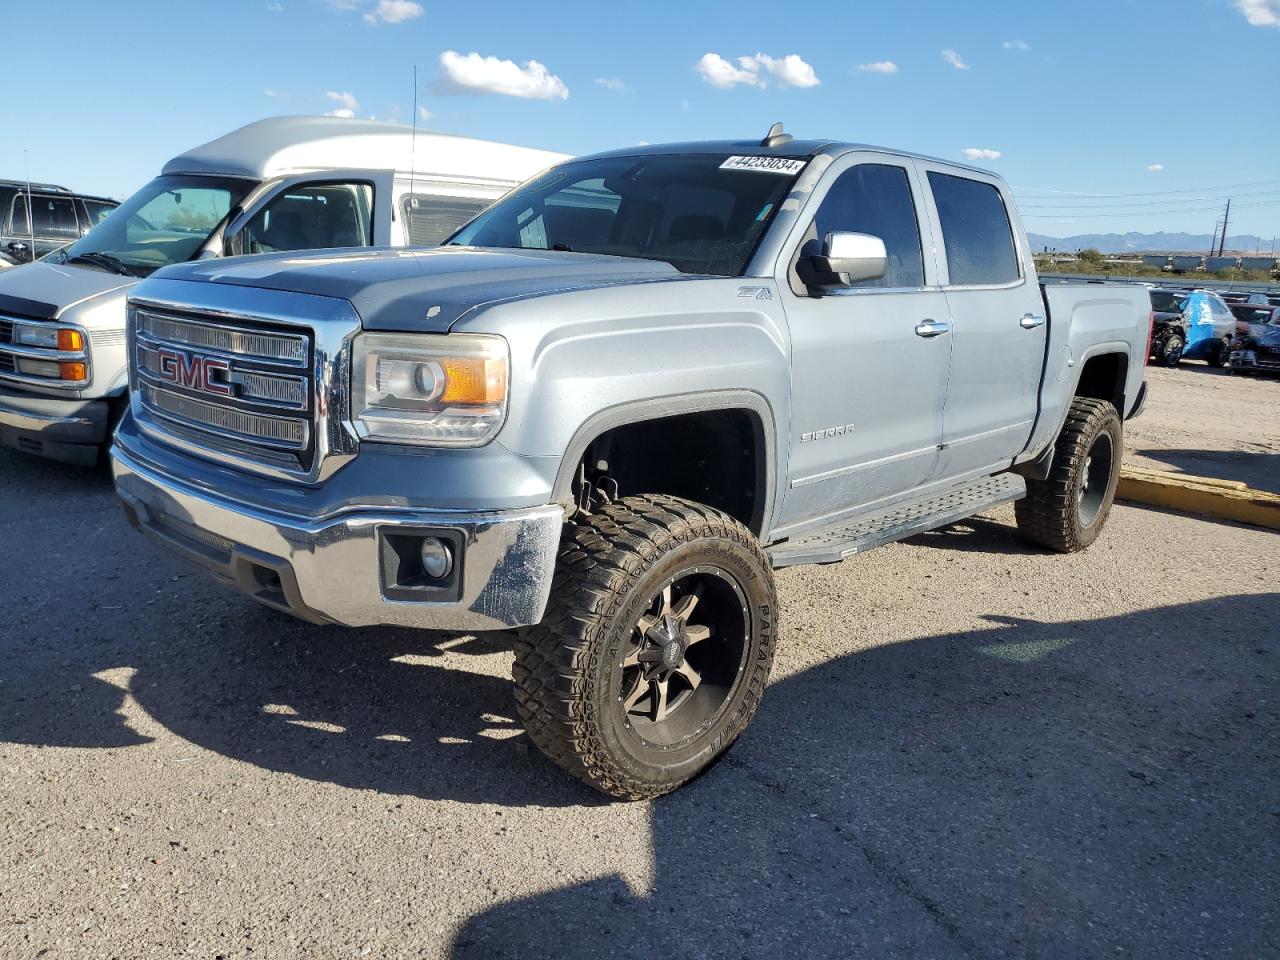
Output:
127,282,360,484
132,306,316,474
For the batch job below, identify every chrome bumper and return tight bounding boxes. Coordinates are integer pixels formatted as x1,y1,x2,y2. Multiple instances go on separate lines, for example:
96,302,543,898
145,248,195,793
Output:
110,443,564,631
0,385,110,464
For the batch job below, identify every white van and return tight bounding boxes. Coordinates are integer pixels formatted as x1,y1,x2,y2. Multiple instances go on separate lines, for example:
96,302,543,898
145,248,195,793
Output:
0,116,566,464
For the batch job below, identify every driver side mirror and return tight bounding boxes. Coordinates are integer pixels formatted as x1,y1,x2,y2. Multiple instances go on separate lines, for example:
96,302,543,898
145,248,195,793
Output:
810,232,888,286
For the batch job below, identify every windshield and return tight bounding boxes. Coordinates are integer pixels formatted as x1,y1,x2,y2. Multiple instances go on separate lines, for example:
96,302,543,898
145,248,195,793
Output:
1149,291,1186,313
51,174,254,277
447,153,805,276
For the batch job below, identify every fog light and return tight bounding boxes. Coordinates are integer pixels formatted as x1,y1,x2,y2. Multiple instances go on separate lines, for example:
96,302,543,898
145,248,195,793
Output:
419,537,453,579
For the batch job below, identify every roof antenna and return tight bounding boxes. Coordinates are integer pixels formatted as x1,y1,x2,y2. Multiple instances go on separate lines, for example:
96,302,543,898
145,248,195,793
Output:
761,122,792,148
409,64,419,207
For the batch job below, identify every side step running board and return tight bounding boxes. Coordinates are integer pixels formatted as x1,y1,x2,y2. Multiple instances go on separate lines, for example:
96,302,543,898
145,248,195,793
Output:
767,473,1027,569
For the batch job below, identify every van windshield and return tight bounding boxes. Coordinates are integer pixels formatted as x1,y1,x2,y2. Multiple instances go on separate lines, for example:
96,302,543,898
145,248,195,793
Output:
50,174,254,277
446,153,804,277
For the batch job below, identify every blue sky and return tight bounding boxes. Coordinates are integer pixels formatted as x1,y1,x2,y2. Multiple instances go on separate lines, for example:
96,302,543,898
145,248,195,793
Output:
3,0,1279,241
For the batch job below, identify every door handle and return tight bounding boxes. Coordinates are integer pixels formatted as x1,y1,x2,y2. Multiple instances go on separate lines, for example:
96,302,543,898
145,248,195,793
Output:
1020,313,1046,329
914,319,951,338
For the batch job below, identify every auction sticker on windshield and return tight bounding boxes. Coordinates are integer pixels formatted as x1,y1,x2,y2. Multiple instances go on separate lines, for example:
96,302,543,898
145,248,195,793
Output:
720,156,807,175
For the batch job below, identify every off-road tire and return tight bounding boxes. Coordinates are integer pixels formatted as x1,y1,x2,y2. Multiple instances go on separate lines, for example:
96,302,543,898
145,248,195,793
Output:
513,494,777,800
1160,331,1184,367
1015,397,1123,553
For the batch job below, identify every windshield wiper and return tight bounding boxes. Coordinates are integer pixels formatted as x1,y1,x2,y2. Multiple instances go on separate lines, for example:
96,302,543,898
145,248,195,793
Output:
67,252,133,276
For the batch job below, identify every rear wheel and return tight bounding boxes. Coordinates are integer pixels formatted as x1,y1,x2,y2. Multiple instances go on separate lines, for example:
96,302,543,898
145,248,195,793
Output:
513,494,777,800
1207,337,1229,369
1015,397,1123,553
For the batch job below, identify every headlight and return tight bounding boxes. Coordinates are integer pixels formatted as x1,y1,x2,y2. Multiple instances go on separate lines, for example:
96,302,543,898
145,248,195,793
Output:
14,325,84,351
352,332,508,446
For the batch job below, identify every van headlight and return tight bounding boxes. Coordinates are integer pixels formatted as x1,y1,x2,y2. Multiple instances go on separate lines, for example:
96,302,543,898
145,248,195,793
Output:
352,333,508,446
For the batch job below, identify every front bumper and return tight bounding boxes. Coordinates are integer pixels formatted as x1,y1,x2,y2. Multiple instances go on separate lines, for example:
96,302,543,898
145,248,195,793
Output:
1231,349,1280,374
0,384,111,464
110,442,565,631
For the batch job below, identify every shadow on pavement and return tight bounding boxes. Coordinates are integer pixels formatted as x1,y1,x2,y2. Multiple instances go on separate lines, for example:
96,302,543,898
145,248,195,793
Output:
1132,446,1280,496
451,593,1280,959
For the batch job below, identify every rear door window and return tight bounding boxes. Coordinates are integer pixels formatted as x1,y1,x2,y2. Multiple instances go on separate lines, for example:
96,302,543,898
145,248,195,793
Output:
927,172,1021,286
810,163,925,288
29,195,80,240
402,194,490,246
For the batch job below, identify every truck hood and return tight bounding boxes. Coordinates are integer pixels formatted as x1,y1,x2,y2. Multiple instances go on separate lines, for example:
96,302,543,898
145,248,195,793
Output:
0,260,137,321
152,247,690,332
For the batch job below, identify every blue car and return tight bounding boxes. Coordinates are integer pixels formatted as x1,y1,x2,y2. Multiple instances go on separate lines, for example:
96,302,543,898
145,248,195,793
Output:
1147,288,1235,367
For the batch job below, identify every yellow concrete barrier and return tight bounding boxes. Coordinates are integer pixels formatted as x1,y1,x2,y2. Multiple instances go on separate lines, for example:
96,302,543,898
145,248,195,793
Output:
1117,466,1280,531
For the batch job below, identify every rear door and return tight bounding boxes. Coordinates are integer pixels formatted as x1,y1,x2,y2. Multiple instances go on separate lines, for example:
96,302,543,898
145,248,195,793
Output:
775,154,952,531
916,164,1045,481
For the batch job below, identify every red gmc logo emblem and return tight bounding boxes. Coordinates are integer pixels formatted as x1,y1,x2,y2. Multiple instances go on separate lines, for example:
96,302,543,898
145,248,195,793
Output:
156,348,234,397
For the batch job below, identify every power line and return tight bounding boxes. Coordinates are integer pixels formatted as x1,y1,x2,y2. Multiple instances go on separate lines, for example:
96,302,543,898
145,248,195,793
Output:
1020,187,1280,211
1013,176,1280,200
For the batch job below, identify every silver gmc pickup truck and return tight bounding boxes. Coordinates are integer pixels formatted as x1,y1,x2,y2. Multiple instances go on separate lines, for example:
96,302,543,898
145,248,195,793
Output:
110,126,1150,799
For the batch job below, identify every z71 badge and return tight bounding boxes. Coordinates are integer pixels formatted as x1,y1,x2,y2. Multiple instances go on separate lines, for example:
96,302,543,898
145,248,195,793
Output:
801,423,855,442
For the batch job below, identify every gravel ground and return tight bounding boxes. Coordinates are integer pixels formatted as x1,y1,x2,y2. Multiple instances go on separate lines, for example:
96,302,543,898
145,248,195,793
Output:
1127,362,1280,494
1,376,1277,960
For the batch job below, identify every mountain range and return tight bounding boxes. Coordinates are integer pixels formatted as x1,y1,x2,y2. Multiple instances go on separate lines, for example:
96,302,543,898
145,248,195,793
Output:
1027,232,1276,256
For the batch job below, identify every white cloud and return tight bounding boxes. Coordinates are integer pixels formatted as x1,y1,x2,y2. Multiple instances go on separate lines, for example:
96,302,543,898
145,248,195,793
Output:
962,147,1002,161
263,87,285,98
417,105,432,121
325,0,358,9
856,60,899,75
1237,0,1280,26
324,91,359,117
942,48,970,70
1002,39,1030,50
696,52,820,89
594,76,630,93
266,1,284,11
363,0,422,24
438,51,569,100
1146,163,1165,172
697,53,763,89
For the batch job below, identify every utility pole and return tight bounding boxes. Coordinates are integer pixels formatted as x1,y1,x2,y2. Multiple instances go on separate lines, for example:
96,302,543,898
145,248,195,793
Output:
1217,199,1231,257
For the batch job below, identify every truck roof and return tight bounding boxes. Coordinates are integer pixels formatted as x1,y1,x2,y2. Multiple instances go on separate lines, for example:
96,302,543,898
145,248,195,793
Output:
162,116,569,187
579,136,1000,179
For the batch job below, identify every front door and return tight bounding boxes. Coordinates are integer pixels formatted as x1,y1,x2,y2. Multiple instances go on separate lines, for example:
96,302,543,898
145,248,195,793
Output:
221,170,395,257
775,157,952,534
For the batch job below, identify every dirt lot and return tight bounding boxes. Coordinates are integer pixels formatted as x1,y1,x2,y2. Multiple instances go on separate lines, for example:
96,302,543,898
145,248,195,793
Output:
1127,362,1280,494
1,369,1277,960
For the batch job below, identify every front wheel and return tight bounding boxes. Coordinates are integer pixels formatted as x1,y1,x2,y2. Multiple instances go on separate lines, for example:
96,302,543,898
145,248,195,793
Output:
513,494,777,800
1015,397,1123,553
1159,331,1184,367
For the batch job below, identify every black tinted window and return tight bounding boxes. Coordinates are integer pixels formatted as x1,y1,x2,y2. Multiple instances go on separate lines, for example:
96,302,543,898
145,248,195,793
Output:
403,194,490,246
928,172,1020,285
812,164,924,288
29,195,79,239
241,182,373,254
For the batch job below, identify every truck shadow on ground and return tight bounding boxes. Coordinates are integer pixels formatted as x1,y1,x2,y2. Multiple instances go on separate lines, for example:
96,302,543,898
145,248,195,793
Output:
449,591,1280,959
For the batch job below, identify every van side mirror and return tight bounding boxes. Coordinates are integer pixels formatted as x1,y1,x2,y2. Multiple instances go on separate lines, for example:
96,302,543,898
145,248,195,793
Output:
809,232,888,286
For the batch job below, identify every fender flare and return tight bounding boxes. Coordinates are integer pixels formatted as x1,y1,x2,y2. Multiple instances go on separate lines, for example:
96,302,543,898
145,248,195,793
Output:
550,389,779,536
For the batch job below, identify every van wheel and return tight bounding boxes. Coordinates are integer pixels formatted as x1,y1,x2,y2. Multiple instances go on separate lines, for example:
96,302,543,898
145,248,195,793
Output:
513,494,777,800
1160,332,1184,367
1015,397,1123,553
